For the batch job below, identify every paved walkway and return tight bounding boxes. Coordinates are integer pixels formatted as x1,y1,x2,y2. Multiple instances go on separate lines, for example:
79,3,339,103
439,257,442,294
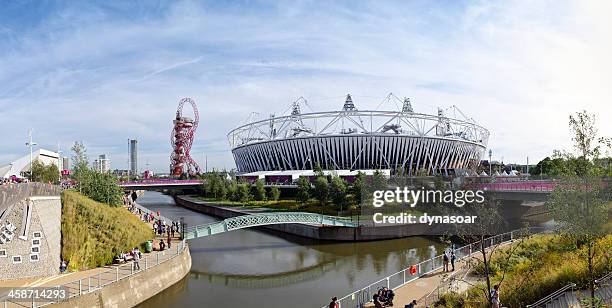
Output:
364,241,513,307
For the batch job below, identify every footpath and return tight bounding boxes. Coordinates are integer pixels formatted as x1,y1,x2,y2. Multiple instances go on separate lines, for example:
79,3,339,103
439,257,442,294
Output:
364,241,514,307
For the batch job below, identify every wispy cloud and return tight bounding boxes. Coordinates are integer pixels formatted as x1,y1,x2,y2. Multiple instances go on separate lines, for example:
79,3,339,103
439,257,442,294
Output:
0,0,610,171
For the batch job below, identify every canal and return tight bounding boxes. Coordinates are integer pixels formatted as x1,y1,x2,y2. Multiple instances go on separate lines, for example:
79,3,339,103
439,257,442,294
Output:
136,191,448,308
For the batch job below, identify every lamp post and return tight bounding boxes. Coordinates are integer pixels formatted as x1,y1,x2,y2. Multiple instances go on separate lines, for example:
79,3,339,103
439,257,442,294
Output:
488,149,492,176
25,129,37,180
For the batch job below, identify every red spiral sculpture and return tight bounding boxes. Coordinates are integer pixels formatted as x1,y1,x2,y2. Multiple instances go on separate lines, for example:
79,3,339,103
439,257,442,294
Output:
171,97,201,176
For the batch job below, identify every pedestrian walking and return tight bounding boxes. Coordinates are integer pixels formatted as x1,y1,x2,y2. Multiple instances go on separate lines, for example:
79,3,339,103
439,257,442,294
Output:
328,297,339,308
443,251,449,272
450,251,456,271
133,248,141,270
491,285,500,308
167,229,171,248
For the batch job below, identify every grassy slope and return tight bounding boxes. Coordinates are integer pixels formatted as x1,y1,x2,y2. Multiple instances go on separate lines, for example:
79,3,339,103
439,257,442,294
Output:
439,234,611,307
61,190,154,270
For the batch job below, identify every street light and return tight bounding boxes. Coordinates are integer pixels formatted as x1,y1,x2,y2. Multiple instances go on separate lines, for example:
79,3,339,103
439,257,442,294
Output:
488,149,492,176
25,129,37,180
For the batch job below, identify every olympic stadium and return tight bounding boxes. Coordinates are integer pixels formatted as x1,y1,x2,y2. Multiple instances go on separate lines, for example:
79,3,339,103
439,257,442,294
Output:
228,94,489,177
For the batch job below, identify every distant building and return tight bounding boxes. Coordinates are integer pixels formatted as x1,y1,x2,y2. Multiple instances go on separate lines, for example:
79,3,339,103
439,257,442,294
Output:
92,154,110,173
112,169,129,177
0,149,60,179
129,139,138,176
62,157,69,171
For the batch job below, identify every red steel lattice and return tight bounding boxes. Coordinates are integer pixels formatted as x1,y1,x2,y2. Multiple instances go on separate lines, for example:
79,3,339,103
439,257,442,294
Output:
171,97,201,176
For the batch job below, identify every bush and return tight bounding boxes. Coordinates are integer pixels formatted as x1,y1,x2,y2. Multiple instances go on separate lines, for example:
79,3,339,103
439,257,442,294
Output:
61,191,153,270
435,292,465,307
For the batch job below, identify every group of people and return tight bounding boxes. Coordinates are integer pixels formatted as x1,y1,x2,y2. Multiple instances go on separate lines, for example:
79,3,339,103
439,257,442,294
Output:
117,247,143,270
328,295,416,308
442,250,456,272
1,177,25,185
373,287,395,307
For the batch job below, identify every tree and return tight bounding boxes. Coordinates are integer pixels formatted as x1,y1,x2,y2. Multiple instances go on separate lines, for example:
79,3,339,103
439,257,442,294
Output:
203,172,227,199
313,162,323,176
269,186,281,201
313,176,329,205
69,142,122,206
31,160,60,184
71,141,89,180
544,110,612,306
447,199,529,306
353,171,366,205
236,183,251,203
329,176,347,211
253,179,267,201
297,177,310,203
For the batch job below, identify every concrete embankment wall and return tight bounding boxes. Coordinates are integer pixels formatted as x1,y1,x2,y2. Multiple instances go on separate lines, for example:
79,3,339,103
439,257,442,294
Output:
175,196,449,241
51,246,192,308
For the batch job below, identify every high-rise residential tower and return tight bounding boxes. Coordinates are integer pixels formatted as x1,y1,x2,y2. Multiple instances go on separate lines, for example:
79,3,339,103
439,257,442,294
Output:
129,139,138,176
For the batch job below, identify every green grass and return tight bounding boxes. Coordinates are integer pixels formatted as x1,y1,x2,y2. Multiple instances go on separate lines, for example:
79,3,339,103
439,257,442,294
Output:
61,190,154,270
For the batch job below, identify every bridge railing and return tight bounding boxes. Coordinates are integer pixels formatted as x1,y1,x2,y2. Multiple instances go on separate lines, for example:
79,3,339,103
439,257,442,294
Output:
0,240,188,308
323,227,546,308
119,179,203,186
183,212,357,239
469,182,556,192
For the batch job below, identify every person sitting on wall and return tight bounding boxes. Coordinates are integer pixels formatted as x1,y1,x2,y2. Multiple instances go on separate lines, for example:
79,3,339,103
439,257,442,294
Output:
383,288,395,306
373,294,384,308
59,260,67,273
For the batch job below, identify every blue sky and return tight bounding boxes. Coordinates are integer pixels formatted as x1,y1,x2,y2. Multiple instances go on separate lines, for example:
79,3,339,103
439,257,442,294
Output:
1,0,611,172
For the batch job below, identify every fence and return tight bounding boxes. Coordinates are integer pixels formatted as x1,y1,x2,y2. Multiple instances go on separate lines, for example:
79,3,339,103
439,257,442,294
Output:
323,227,545,308
1,239,188,308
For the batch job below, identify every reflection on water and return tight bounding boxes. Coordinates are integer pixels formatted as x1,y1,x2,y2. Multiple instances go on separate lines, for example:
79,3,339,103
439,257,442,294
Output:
136,192,445,308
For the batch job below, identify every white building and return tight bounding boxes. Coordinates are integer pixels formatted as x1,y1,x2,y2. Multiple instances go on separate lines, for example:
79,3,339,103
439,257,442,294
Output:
92,154,110,173
0,149,60,179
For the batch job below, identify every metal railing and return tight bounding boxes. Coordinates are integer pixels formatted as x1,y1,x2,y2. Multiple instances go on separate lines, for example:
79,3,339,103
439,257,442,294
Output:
527,271,612,307
0,240,188,308
322,227,545,308
526,283,577,308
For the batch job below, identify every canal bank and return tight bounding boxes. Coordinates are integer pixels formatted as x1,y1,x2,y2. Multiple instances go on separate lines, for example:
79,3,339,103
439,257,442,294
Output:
51,244,192,308
175,195,474,241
